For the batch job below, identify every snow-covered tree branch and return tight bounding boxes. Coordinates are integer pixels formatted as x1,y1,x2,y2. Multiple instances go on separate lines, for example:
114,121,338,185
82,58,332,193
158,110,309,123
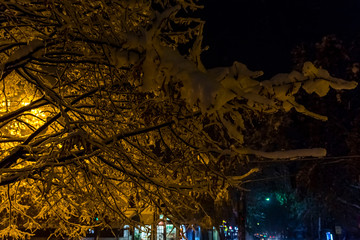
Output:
0,0,357,238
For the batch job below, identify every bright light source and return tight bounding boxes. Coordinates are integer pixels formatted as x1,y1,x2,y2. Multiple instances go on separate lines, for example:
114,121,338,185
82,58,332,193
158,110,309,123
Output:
326,232,333,240
265,197,270,201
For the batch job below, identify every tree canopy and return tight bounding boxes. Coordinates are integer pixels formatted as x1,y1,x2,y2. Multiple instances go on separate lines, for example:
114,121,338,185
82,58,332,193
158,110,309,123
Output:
0,0,357,239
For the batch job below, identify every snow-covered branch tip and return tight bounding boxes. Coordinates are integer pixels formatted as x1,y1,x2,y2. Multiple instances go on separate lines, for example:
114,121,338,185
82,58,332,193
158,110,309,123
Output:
231,147,327,159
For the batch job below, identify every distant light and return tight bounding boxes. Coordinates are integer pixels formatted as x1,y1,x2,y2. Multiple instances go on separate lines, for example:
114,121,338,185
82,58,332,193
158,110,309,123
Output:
326,232,333,240
257,223,260,225
265,198,270,201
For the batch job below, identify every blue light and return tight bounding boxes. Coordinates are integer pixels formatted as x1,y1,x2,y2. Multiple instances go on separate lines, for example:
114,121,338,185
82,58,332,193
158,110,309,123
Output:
326,232,333,240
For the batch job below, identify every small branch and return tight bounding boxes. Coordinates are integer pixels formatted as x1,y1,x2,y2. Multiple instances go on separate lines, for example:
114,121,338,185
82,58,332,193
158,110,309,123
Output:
8,185,12,226
337,197,360,210
168,125,199,149
0,87,100,169
0,98,47,123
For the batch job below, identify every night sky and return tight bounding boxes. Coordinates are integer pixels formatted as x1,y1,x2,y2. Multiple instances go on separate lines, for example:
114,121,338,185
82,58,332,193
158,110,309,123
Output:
201,0,360,77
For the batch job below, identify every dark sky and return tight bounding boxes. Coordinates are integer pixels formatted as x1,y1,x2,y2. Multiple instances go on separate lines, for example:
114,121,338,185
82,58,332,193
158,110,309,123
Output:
201,0,360,77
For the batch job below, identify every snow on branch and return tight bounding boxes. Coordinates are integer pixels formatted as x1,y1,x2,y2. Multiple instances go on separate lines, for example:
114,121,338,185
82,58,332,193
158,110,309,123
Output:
231,147,327,159
0,0,358,238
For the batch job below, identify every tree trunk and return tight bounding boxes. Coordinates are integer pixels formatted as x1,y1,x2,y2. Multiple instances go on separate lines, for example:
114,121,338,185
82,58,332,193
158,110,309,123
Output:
236,191,246,240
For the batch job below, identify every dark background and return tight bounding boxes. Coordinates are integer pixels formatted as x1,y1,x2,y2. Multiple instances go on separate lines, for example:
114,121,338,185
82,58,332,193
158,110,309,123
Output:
200,2,360,238
201,0,360,77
